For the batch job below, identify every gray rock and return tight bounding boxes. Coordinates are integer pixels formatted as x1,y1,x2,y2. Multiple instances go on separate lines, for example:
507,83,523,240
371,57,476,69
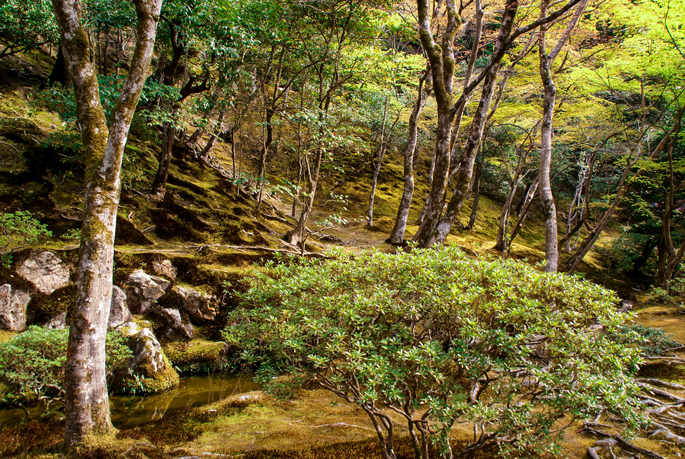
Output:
16,252,70,295
175,286,217,322
0,284,30,331
44,311,67,330
109,286,132,329
151,306,194,341
152,259,177,280
117,322,179,390
124,270,170,314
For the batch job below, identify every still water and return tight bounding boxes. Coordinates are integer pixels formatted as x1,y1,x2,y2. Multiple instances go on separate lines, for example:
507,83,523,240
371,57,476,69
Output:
0,374,259,427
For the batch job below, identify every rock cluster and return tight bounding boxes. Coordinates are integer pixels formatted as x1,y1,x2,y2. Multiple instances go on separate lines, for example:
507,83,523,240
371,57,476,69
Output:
1,254,221,394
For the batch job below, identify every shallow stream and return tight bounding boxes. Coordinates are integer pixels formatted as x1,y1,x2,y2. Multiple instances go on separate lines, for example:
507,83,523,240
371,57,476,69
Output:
0,374,259,427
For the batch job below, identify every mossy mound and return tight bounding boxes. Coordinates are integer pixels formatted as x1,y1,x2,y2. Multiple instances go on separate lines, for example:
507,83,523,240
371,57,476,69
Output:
25,284,76,325
163,339,229,373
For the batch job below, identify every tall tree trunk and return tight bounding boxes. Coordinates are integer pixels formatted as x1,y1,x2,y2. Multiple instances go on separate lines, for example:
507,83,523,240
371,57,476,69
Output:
538,0,588,272
152,122,175,196
410,0,460,246
367,96,390,226
389,69,432,243
51,0,163,446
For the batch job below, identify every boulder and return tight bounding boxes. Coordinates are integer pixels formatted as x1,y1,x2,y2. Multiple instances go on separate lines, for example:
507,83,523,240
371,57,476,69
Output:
0,284,30,331
44,311,67,330
109,286,132,329
151,306,194,341
123,270,170,314
175,286,217,322
16,252,70,295
152,259,177,280
116,321,179,393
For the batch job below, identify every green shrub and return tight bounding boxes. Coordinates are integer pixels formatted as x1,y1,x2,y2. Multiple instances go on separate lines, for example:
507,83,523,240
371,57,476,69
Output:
0,326,132,408
224,246,643,459
610,324,682,357
0,211,52,267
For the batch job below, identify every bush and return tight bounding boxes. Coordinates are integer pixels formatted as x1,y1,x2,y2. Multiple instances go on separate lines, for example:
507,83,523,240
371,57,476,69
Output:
610,324,682,357
0,211,52,267
224,246,643,459
0,326,132,409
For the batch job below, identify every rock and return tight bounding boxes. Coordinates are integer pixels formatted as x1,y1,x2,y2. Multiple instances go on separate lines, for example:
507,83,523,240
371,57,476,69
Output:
124,270,170,314
152,259,177,280
109,286,132,329
175,286,217,322
151,307,194,341
16,252,70,295
44,311,67,330
115,216,154,246
0,284,30,331
117,321,179,393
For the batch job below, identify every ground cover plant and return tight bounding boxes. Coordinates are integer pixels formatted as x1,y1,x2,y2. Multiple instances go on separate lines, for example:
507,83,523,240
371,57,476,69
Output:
224,246,643,459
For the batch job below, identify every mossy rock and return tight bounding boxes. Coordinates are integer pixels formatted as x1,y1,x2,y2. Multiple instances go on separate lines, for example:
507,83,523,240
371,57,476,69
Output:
26,284,76,325
163,339,229,373
638,360,685,382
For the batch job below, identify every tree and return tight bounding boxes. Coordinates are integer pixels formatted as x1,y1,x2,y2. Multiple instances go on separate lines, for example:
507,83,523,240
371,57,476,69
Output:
49,0,163,445
536,0,588,272
226,247,642,459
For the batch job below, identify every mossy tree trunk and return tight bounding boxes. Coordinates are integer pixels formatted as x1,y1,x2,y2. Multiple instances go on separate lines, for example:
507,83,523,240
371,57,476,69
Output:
50,0,163,446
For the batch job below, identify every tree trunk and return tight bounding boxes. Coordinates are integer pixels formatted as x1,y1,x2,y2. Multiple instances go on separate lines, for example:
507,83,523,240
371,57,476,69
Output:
389,69,432,243
367,96,390,226
465,161,482,231
200,109,227,161
538,49,559,272
47,43,68,86
538,0,588,272
418,0,519,248
152,122,175,196
508,178,539,251
50,0,163,446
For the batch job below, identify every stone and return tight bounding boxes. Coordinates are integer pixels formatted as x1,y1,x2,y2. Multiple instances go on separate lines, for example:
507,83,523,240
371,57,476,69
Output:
16,252,70,295
151,306,194,341
44,311,67,330
117,321,179,392
0,284,30,331
152,259,177,280
124,270,170,314
175,286,217,322
109,286,132,329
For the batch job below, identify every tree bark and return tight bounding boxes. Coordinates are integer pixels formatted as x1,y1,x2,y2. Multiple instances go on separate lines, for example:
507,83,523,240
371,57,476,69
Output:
50,0,163,446
389,68,432,243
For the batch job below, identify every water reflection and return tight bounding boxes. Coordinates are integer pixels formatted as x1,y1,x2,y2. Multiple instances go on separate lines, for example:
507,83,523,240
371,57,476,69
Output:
0,374,259,428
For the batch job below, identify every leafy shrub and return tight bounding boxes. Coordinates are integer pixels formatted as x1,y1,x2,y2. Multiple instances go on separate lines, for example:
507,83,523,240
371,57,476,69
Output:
225,246,642,459
610,324,682,357
0,326,132,408
0,211,52,267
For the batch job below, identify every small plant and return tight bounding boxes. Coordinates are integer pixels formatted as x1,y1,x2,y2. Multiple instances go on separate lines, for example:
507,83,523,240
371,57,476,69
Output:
0,211,52,267
225,246,643,459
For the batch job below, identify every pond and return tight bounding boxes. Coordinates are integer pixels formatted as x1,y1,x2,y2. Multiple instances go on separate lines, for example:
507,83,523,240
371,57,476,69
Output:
0,374,259,427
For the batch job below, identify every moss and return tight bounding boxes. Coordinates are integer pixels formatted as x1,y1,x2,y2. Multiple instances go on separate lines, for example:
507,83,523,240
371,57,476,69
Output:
163,339,228,373
0,330,18,343
26,284,77,325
